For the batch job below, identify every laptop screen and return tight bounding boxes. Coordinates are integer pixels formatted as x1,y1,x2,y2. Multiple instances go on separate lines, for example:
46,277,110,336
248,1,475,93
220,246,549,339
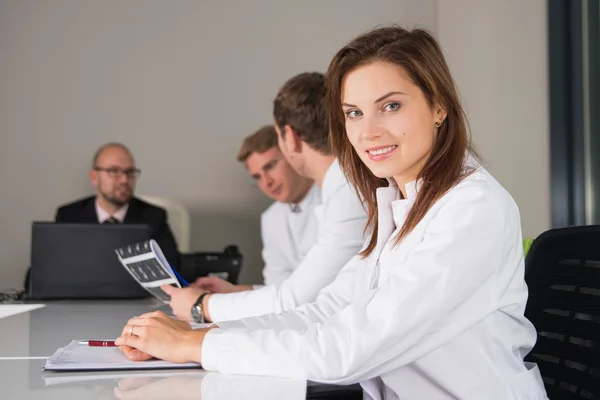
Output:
29,222,152,299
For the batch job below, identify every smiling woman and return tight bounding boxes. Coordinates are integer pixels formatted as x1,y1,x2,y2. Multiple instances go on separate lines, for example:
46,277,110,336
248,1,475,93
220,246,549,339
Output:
328,29,472,257
115,26,548,400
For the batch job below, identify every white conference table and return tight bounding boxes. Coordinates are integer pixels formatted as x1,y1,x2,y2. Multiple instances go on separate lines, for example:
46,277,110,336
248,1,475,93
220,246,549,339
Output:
0,299,308,399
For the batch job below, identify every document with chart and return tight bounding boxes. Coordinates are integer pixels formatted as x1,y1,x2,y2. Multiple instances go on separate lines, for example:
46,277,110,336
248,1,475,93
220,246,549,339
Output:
115,239,181,302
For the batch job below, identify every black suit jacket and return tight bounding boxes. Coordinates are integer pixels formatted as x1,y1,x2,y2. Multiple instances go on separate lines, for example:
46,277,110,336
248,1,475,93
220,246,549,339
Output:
25,196,181,290
54,196,181,270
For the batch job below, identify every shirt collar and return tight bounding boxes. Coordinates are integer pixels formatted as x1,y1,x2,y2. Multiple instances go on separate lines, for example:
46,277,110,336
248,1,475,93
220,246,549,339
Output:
95,197,129,223
382,177,420,200
377,178,419,230
379,154,479,227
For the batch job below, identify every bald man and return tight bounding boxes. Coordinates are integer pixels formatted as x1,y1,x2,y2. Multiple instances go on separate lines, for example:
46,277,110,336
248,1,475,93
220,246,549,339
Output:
55,143,180,270
24,143,181,290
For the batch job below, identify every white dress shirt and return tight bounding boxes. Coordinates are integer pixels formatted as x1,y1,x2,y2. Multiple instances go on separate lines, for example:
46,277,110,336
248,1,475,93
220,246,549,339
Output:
207,160,368,322
259,184,321,286
95,198,128,223
202,163,548,400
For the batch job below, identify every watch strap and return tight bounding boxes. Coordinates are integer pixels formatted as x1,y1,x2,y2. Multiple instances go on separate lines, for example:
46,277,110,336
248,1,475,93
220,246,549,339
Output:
192,292,209,323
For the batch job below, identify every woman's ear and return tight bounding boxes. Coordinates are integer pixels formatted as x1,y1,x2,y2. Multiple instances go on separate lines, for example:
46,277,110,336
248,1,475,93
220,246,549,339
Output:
434,104,448,125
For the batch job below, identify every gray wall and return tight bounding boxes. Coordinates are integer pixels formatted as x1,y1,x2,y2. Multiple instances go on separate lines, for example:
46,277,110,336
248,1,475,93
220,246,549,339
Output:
437,0,550,239
0,0,437,290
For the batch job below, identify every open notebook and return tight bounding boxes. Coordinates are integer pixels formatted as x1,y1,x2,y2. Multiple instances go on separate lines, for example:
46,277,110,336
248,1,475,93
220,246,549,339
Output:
44,340,201,371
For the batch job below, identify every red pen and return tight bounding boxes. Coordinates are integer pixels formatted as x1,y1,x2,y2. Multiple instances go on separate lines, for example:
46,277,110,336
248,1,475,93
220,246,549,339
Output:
78,340,117,347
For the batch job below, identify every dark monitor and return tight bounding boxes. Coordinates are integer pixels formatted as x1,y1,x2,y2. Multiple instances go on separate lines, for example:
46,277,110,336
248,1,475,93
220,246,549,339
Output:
29,222,152,300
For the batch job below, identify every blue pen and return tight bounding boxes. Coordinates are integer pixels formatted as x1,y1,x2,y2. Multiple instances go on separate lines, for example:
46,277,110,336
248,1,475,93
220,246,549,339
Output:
170,266,189,287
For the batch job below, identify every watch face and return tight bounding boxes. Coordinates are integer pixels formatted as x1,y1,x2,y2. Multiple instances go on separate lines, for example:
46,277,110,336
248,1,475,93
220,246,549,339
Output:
191,305,202,323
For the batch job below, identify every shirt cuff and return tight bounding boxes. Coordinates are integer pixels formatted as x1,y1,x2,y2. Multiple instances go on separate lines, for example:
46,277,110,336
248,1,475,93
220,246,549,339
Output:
207,293,227,322
201,328,224,371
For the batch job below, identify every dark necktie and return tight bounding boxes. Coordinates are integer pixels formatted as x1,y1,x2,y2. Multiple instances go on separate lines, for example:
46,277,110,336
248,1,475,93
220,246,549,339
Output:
103,217,119,224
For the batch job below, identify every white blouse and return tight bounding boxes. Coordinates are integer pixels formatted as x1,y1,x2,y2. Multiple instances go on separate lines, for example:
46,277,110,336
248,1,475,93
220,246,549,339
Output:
202,164,547,399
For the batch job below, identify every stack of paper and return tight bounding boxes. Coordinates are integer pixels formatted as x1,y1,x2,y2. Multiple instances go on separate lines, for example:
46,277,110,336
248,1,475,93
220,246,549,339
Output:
44,340,201,371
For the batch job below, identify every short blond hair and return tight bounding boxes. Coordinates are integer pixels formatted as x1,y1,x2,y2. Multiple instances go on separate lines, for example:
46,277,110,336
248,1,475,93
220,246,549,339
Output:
237,125,278,163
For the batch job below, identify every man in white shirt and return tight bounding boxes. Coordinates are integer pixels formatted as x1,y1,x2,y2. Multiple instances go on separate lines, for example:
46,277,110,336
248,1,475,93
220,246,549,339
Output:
226,125,320,289
163,72,368,323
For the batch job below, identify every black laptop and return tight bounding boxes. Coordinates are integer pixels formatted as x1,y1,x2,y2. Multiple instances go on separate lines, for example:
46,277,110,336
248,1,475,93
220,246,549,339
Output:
29,222,152,300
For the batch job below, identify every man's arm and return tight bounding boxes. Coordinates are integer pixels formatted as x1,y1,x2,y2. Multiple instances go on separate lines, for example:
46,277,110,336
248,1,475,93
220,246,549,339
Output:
261,248,296,286
207,182,367,322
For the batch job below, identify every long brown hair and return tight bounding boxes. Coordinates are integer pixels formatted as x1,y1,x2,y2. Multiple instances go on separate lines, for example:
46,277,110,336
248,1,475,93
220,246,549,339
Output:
326,26,474,258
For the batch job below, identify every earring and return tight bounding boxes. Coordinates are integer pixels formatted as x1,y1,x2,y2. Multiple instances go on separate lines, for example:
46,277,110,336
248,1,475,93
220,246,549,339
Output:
435,121,442,128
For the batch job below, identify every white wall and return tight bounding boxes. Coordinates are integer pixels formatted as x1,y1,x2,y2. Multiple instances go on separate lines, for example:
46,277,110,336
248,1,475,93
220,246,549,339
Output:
437,0,551,239
0,0,437,290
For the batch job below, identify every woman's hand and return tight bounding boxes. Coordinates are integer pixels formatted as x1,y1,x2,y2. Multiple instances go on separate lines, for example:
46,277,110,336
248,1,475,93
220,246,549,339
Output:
115,310,211,363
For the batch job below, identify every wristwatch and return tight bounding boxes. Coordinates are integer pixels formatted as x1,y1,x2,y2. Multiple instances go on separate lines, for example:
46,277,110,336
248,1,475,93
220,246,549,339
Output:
191,292,209,323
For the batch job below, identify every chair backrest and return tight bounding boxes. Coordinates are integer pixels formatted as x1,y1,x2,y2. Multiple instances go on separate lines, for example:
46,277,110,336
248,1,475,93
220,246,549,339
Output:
524,225,600,399
137,195,191,252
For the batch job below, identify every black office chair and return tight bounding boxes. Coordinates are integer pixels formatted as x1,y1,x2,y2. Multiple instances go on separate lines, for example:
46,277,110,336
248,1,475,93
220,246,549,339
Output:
305,383,363,399
524,225,600,399
179,245,243,284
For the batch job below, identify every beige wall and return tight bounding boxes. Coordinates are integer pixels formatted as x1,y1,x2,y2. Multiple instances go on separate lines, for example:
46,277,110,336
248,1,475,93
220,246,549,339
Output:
0,0,551,292
437,0,551,239
0,0,437,290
